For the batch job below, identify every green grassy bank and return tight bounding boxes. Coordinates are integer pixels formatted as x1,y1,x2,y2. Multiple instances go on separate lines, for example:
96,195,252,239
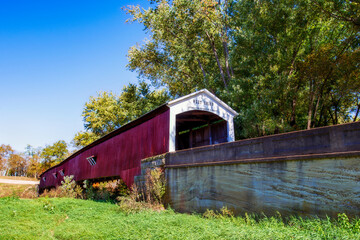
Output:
1,197,359,240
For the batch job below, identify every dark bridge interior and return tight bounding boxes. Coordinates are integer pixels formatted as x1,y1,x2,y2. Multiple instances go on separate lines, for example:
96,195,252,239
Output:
176,110,228,150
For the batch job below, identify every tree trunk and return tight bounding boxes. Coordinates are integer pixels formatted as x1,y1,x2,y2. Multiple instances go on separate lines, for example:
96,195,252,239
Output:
312,96,322,128
354,104,360,122
290,80,301,128
353,97,360,122
221,0,234,79
205,31,227,88
307,102,313,129
307,80,315,130
290,97,297,127
223,40,232,80
197,58,206,80
334,105,338,125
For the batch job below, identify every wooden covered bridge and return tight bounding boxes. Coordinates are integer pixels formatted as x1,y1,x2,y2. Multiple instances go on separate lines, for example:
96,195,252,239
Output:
39,89,238,191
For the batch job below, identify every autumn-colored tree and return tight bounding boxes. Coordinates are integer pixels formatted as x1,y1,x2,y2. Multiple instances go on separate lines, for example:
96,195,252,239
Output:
0,144,13,175
7,153,27,176
25,145,42,178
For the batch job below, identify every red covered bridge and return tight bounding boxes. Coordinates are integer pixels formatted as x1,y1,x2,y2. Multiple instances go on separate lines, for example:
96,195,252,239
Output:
39,89,238,191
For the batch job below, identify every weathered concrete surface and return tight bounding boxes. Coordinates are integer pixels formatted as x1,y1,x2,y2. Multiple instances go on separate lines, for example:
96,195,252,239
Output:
134,154,166,187
165,122,360,217
166,157,360,217
166,122,360,168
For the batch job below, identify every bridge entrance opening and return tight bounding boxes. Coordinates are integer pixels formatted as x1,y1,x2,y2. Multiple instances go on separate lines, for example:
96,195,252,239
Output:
175,110,228,150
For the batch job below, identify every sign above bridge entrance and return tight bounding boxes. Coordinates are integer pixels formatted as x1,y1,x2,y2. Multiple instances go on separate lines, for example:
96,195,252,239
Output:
167,89,238,152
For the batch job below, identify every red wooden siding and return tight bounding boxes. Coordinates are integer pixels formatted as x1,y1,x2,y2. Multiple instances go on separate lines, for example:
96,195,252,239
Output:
39,109,170,190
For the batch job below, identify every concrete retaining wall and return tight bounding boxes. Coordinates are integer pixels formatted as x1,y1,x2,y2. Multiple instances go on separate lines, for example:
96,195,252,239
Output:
164,122,360,217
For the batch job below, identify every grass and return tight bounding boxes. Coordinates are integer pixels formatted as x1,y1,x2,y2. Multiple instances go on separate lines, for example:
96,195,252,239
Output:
1,197,359,240
0,183,36,198
0,182,359,239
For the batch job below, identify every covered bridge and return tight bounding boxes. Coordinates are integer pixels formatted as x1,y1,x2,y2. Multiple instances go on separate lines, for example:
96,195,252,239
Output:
39,89,238,191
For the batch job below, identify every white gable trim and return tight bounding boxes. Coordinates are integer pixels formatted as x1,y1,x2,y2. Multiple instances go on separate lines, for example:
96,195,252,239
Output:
167,89,238,152
167,89,238,116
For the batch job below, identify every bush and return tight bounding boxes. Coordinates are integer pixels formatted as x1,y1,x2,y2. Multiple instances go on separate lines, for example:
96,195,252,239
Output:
137,168,166,204
83,179,129,202
116,168,166,213
40,175,82,198
60,175,83,198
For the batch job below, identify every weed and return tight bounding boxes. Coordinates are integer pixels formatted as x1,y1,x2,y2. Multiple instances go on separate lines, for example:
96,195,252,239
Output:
0,183,32,198
203,206,235,219
40,187,64,198
203,209,218,219
135,167,166,204
115,168,166,213
42,198,56,214
19,185,38,198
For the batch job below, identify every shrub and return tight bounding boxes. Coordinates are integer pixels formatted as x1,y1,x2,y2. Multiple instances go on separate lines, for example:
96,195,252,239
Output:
116,168,166,212
40,175,83,198
60,175,79,198
83,179,129,202
137,168,166,204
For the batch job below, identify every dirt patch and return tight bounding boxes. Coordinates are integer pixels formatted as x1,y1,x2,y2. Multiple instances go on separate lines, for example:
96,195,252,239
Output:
0,179,39,185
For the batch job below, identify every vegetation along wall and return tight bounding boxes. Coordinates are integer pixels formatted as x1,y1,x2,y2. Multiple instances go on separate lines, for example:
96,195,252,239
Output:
165,122,360,217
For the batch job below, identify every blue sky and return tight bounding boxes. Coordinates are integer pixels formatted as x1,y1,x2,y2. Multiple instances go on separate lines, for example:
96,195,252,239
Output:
0,0,151,151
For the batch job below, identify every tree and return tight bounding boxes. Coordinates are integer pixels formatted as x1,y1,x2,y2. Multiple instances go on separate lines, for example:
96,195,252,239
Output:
313,0,360,29
126,0,359,140
0,144,14,176
7,153,27,177
40,140,69,171
73,82,170,147
224,0,359,137
126,0,232,96
25,145,42,178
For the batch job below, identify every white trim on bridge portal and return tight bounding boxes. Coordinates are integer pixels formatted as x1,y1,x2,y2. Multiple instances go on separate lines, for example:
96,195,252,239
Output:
167,89,238,152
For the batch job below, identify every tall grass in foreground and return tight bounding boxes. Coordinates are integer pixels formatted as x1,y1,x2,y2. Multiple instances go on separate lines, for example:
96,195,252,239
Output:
0,183,37,198
0,197,359,240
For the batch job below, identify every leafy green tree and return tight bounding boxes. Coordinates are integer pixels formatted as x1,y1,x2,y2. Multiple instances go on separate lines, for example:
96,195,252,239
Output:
126,0,359,140
73,131,99,149
40,140,69,171
126,0,232,96
313,0,360,29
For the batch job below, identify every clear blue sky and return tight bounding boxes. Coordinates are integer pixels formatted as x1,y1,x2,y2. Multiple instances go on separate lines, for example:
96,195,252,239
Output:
0,0,150,152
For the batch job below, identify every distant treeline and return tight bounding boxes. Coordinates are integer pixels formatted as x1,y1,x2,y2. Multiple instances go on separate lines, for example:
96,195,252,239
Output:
0,141,69,178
